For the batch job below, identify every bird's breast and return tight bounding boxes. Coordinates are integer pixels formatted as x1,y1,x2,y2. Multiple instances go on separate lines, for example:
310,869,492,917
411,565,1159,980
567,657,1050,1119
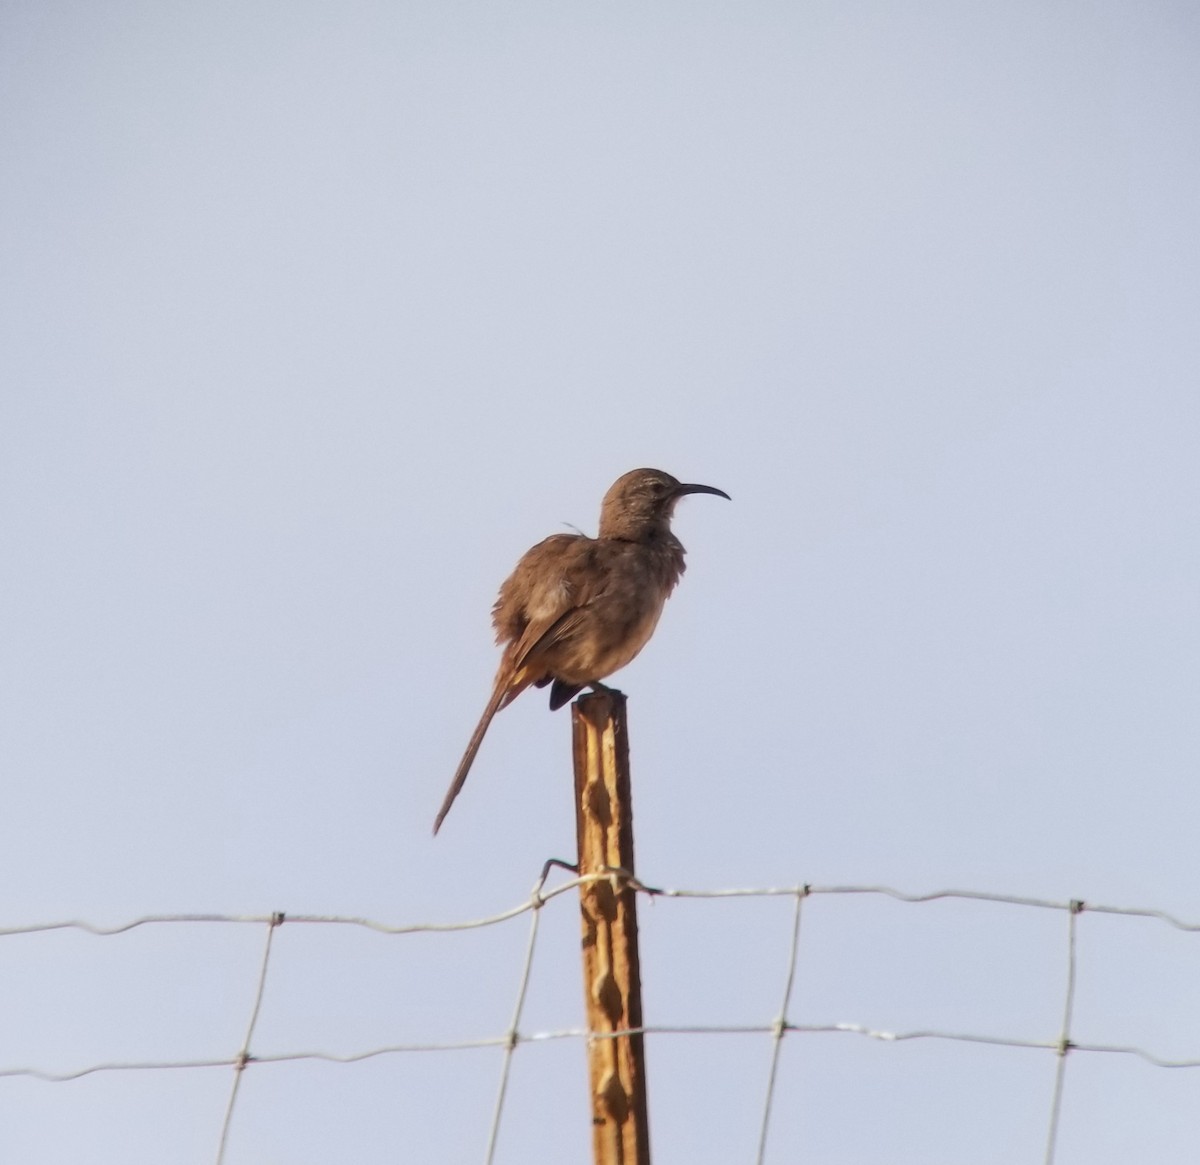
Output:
548,541,684,684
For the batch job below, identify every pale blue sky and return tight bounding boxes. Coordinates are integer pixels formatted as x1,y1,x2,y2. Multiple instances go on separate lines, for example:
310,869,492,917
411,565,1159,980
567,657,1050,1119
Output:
2,3,1198,1162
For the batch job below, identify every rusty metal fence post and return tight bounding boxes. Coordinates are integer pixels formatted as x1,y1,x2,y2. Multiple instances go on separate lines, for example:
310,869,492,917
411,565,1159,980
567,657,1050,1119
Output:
572,690,651,1165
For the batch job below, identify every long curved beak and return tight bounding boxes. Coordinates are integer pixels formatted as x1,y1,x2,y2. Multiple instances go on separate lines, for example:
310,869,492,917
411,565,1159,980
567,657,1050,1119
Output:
674,482,731,501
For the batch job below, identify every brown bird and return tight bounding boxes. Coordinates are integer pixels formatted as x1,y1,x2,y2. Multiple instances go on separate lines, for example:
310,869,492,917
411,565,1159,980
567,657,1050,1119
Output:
433,467,729,834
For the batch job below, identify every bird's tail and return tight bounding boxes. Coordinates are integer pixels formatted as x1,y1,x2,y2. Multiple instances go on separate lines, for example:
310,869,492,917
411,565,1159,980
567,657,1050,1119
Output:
433,668,526,834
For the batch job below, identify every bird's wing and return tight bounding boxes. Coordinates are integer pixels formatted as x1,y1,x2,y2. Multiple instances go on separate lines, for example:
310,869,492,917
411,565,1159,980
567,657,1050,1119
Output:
492,533,581,643
495,535,611,674
511,606,589,674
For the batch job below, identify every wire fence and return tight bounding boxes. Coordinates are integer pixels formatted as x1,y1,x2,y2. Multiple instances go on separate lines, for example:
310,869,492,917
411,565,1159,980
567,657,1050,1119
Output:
3,874,1199,1164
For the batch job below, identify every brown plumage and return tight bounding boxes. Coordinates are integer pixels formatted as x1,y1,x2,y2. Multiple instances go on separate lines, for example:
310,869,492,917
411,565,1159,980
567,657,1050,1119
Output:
433,468,729,834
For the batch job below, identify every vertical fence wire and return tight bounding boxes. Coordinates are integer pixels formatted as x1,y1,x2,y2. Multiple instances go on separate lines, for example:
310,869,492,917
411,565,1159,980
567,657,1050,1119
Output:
483,883,548,1165
215,911,285,1165
1044,900,1082,1165
755,886,807,1165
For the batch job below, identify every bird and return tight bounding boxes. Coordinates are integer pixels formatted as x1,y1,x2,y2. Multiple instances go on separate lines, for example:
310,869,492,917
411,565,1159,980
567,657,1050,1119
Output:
433,467,729,834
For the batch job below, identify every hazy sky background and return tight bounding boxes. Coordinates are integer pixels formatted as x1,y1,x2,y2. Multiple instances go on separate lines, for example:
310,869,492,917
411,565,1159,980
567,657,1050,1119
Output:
2,2,1198,1162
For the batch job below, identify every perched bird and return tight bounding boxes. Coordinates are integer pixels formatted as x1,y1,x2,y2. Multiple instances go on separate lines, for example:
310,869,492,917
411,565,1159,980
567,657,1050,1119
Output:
433,467,729,834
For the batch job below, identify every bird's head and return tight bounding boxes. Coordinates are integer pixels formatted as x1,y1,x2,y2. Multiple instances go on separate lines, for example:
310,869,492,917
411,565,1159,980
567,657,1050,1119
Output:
599,468,730,540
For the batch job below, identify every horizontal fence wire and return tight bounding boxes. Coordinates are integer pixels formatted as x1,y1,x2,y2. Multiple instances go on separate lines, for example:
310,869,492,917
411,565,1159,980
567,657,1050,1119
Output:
8,879,1200,941
3,876,1200,1164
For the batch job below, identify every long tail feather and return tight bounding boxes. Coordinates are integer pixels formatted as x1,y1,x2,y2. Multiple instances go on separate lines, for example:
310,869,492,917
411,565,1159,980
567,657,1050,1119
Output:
433,676,509,834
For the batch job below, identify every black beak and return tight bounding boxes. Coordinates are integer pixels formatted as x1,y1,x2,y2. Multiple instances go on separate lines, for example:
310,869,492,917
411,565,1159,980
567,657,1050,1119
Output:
674,482,731,501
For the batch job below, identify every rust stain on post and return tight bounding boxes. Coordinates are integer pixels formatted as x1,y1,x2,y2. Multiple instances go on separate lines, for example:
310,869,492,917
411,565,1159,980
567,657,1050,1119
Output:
572,690,651,1165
